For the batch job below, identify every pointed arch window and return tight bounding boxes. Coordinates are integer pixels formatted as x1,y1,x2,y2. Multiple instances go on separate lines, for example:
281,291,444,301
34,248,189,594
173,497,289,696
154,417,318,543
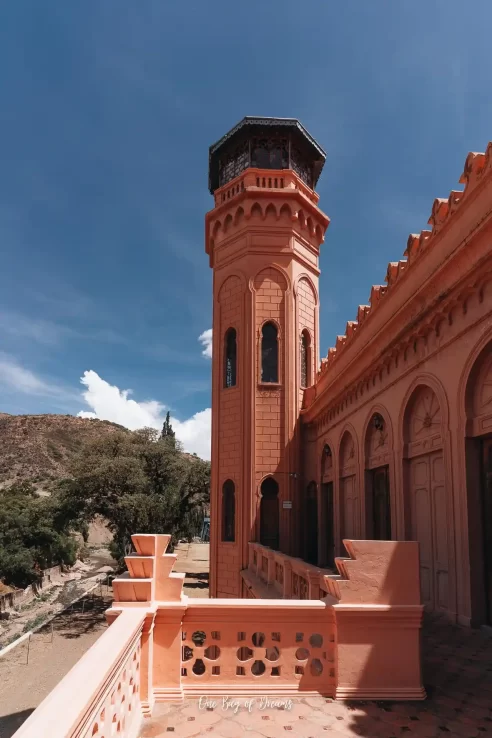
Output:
321,444,332,479
261,322,278,383
224,328,237,388
300,330,311,388
222,480,235,542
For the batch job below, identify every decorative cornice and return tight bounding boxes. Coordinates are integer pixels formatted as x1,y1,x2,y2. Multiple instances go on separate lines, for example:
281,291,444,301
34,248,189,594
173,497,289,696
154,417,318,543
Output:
309,262,492,435
315,141,492,383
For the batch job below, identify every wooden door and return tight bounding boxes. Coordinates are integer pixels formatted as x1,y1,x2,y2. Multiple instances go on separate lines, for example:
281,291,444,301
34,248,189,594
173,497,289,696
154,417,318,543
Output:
409,451,448,611
409,456,433,607
341,475,357,544
481,438,492,625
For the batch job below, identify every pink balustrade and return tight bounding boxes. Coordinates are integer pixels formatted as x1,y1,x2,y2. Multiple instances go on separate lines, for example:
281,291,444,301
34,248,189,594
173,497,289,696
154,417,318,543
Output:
213,167,320,207
12,533,425,737
179,600,336,696
12,608,145,738
246,541,332,599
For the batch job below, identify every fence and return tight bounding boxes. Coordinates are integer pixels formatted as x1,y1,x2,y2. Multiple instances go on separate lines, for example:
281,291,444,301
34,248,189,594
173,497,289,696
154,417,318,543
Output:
12,533,426,738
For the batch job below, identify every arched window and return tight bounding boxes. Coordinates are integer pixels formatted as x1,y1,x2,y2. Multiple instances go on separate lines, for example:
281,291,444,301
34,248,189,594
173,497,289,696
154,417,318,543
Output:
321,444,332,480
260,477,279,549
261,322,278,383
224,328,237,388
300,330,311,388
222,480,235,542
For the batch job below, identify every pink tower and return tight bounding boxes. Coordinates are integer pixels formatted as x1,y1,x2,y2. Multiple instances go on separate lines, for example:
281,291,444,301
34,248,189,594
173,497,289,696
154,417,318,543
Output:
205,118,330,597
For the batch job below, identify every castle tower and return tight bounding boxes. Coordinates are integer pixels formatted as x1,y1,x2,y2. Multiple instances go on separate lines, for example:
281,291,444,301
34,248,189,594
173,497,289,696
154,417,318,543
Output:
205,117,329,597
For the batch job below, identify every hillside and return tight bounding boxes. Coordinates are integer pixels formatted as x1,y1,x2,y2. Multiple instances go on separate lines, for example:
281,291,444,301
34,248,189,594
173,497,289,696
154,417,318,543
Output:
0,413,128,491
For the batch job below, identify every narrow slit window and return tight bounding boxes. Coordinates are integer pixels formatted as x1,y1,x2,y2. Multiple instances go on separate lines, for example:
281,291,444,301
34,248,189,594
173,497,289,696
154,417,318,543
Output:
224,328,237,388
261,322,278,383
300,330,310,388
222,480,235,542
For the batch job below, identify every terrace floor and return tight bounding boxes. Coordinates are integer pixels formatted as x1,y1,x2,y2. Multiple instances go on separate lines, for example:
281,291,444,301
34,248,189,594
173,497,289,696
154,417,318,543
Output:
140,614,492,738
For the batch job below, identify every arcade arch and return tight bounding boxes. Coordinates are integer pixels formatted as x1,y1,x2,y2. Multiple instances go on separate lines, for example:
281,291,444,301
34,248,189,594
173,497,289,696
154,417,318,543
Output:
464,341,492,625
338,430,359,551
320,444,335,567
403,384,449,612
364,412,391,540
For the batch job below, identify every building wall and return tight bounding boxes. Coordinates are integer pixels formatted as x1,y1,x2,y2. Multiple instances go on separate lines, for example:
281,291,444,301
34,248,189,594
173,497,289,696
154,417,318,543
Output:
296,277,317,409
206,169,328,597
208,140,492,624
254,267,287,487
303,291,492,625
301,143,492,626
215,275,243,596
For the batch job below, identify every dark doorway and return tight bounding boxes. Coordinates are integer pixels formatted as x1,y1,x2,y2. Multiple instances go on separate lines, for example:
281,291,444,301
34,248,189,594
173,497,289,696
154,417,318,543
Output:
481,438,492,625
371,466,391,540
321,482,335,567
305,482,318,565
260,477,279,550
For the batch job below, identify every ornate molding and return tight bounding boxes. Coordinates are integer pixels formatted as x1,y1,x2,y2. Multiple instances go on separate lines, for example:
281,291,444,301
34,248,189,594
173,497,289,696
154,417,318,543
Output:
315,140,492,382
310,267,492,436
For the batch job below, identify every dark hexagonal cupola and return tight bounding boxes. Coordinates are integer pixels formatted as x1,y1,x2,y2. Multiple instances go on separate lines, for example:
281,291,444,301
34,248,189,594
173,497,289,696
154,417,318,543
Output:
208,117,326,194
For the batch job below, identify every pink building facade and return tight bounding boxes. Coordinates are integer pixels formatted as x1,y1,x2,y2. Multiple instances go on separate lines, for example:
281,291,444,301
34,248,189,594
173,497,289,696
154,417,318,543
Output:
207,118,492,629
11,119,435,738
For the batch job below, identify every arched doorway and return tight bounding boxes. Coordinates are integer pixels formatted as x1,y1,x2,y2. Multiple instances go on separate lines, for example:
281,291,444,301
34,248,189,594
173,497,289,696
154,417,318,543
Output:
320,444,335,567
365,413,391,540
339,431,358,553
259,477,279,550
403,385,449,612
464,343,492,625
304,481,318,565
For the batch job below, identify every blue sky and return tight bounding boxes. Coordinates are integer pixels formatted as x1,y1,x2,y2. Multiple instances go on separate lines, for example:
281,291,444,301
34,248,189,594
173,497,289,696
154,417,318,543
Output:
0,2,491,458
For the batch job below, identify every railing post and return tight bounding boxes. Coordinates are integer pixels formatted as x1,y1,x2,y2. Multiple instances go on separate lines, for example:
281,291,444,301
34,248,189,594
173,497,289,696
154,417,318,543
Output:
140,613,156,716
326,540,426,700
152,605,186,703
307,572,321,600
248,543,255,571
283,561,293,598
267,550,275,587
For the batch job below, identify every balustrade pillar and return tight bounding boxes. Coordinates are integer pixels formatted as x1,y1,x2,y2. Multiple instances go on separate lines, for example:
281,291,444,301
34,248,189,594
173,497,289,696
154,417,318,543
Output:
283,561,293,598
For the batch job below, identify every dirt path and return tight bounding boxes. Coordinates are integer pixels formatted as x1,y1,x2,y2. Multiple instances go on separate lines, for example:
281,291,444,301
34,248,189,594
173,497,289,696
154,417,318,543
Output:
0,546,115,650
0,543,210,737
0,592,113,738
174,542,209,597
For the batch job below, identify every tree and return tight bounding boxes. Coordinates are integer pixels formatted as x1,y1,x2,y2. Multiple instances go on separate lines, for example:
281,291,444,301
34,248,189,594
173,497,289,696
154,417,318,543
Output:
161,411,176,444
59,429,210,563
0,482,78,588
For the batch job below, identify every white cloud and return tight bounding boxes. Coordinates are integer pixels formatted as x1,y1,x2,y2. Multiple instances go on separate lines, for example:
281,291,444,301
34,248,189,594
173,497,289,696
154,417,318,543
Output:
0,355,212,459
198,329,212,359
0,311,69,346
78,370,211,459
0,353,67,396
171,408,211,461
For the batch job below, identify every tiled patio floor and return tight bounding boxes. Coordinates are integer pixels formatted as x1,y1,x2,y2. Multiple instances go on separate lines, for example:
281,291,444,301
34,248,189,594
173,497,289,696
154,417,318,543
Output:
140,615,492,738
